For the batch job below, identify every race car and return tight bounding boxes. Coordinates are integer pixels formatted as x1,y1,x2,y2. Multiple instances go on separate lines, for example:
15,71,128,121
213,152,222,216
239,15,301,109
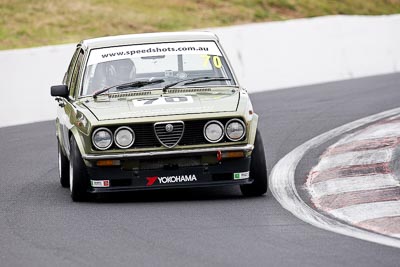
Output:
51,31,267,201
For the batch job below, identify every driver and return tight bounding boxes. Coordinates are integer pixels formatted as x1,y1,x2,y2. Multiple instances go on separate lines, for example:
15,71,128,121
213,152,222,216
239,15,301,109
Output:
104,58,136,87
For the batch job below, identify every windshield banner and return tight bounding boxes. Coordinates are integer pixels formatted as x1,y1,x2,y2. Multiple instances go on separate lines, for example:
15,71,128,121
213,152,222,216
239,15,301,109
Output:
87,41,222,66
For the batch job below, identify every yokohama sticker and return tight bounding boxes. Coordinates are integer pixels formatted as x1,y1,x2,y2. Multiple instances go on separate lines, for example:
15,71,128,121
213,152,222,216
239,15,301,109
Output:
146,174,197,186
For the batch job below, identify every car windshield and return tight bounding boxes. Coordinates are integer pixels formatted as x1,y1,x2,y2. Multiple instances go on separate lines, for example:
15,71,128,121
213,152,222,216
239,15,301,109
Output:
81,41,236,96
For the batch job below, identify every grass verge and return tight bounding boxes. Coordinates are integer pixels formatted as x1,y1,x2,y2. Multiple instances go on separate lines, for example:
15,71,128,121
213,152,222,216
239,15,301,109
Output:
1,0,399,50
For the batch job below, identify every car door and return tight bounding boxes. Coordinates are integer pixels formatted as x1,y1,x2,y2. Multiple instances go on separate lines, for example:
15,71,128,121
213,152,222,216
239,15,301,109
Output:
58,47,85,157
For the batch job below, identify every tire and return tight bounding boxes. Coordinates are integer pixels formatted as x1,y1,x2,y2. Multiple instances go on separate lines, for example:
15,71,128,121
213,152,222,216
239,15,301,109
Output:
240,129,268,196
58,139,70,188
69,136,90,202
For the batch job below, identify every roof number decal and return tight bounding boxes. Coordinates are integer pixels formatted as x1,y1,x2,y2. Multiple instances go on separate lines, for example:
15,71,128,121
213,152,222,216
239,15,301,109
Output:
202,55,222,69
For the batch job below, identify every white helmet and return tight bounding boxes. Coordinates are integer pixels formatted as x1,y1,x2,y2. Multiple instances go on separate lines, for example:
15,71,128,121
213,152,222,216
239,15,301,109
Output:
105,58,136,85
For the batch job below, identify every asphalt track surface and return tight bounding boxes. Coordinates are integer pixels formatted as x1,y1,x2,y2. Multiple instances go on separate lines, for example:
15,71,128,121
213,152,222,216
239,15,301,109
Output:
1,73,400,266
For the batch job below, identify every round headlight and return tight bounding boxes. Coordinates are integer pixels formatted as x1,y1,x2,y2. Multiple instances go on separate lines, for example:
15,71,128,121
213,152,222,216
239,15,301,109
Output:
114,126,135,149
204,120,224,143
225,119,246,141
92,128,113,150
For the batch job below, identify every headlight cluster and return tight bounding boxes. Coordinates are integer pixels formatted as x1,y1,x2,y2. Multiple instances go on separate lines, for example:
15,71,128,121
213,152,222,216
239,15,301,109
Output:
92,127,135,150
203,119,246,143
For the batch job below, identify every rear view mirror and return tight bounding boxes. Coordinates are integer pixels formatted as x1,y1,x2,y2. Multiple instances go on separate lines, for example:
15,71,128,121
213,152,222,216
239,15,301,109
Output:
51,85,69,97
141,55,165,60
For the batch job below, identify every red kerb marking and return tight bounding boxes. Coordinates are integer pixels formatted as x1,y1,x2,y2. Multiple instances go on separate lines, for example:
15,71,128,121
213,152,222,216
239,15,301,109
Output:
312,187,400,210
309,162,391,184
323,136,400,156
378,116,400,124
356,216,400,235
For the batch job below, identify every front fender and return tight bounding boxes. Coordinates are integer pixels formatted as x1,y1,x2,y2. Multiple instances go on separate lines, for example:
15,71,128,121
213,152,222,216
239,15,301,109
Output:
70,126,88,160
247,113,258,146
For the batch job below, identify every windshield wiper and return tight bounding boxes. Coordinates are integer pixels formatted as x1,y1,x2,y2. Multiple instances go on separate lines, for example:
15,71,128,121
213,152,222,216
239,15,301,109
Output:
162,77,231,93
183,77,231,86
93,79,165,98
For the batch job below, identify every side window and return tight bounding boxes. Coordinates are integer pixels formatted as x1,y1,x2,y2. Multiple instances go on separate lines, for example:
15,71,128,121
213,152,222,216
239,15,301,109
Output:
69,50,85,99
63,47,80,85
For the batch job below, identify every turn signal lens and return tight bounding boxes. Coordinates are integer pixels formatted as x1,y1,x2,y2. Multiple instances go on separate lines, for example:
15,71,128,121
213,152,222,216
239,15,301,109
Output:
96,160,121,166
223,151,245,158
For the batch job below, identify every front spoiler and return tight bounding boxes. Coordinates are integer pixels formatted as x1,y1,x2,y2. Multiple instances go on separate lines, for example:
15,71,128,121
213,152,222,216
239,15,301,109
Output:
86,155,252,193
82,144,254,160
90,179,252,193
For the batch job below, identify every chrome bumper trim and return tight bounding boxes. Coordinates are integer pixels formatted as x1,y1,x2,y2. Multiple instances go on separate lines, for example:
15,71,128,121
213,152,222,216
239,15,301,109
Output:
82,144,254,160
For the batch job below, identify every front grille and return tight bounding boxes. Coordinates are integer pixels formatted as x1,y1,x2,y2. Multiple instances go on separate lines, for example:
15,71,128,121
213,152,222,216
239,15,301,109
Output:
91,118,245,150
154,121,184,148
180,120,207,145
131,124,159,148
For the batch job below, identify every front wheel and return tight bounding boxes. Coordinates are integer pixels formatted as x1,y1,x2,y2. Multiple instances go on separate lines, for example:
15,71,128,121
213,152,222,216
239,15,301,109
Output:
58,140,69,188
69,136,90,202
240,129,268,196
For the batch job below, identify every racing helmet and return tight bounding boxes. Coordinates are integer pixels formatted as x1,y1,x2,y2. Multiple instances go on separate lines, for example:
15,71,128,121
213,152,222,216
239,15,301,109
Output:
104,58,136,86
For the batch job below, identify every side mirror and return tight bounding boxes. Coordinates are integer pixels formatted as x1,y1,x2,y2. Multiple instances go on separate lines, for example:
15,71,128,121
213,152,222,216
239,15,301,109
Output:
51,85,69,97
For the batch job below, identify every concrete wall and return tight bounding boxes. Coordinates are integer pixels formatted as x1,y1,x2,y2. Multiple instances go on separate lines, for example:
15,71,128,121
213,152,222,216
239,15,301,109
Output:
214,15,400,91
1,15,400,127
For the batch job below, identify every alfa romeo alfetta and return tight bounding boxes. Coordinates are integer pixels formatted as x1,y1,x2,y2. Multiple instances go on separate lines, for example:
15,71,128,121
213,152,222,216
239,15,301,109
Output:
51,32,267,201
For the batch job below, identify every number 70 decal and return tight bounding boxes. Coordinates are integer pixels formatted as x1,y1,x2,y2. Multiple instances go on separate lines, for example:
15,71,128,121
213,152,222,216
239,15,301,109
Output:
201,55,222,69
133,96,193,107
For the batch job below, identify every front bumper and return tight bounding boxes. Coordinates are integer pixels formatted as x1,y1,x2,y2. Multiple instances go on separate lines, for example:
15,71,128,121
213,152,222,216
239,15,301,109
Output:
84,145,254,193
82,144,254,160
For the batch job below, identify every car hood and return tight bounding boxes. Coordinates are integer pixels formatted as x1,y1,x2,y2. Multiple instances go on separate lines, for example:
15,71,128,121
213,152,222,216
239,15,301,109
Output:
82,89,239,121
